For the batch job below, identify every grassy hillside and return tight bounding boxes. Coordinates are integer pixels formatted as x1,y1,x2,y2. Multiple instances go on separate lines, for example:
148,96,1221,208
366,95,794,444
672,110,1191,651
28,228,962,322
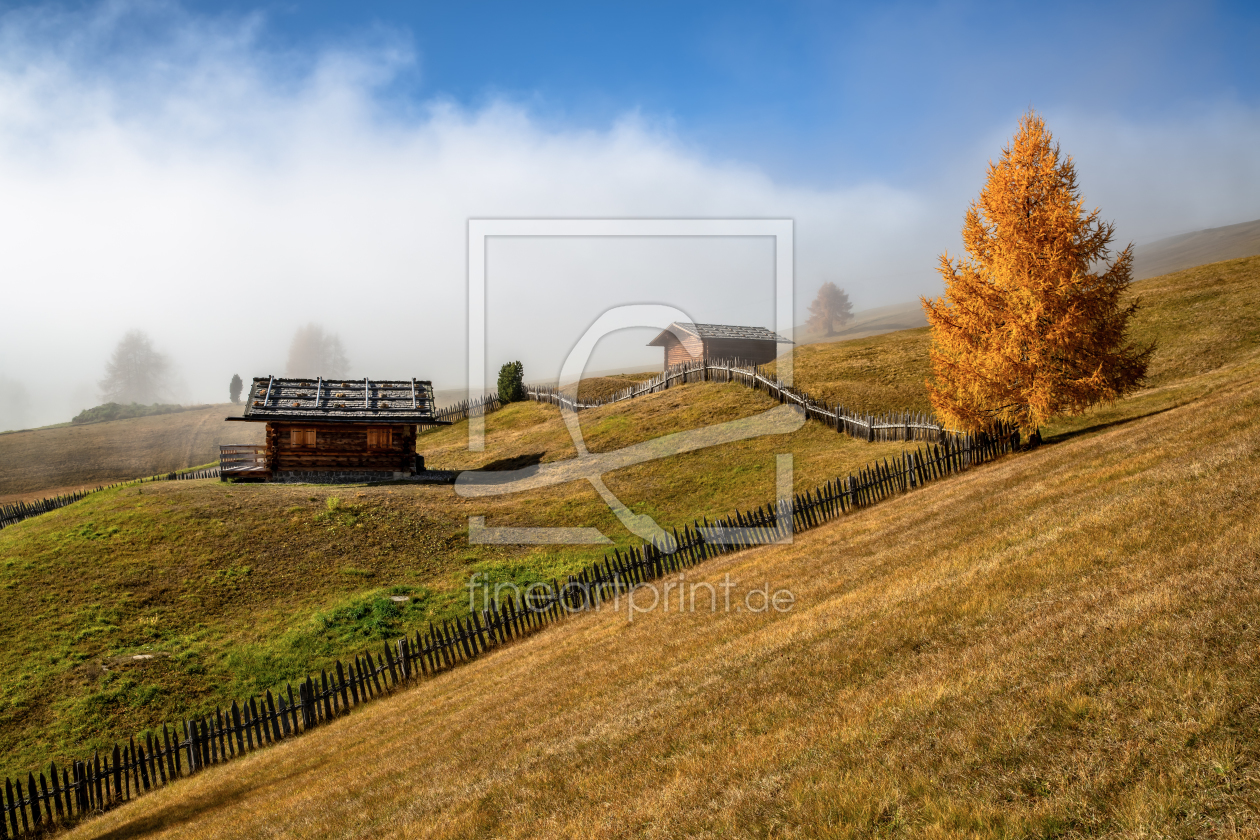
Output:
778,254,1260,422
1133,217,1260,280
0,404,260,504
781,326,935,413
2,255,1257,796
62,335,1260,839
0,380,915,781
1125,255,1260,387
574,371,657,403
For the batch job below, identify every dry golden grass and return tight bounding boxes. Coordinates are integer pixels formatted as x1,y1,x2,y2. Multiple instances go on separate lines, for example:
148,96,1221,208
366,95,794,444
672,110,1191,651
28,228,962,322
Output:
12,257,1260,831
0,405,259,503
61,352,1260,839
1126,255,1260,388
575,372,658,403
426,380,783,466
778,326,935,414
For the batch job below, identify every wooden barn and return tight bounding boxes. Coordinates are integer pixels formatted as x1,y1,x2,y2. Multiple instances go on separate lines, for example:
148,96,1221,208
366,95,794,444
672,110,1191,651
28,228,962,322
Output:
221,376,449,482
647,322,791,368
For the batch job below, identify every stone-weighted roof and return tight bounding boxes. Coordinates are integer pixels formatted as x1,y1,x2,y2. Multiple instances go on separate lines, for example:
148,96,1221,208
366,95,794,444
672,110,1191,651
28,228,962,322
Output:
664,322,792,343
238,377,448,423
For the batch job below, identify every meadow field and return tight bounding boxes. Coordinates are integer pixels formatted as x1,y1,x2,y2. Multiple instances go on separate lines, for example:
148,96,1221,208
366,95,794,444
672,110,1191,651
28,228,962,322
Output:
56,271,1260,839
0,255,1257,833
0,373,915,780
0,405,260,505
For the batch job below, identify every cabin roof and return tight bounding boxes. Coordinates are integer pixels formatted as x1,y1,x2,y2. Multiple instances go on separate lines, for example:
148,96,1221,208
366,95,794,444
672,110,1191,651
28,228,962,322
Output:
647,322,792,346
236,377,449,423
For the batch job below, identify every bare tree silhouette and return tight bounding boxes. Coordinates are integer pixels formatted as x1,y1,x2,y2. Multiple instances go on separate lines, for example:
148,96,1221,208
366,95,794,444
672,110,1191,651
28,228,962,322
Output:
99,330,173,404
285,324,350,379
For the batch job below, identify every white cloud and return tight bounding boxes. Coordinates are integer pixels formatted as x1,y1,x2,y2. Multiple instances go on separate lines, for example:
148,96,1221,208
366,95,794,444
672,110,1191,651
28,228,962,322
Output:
1050,105,1260,244
0,3,940,425
935,104,1260,251
0,3,1255,427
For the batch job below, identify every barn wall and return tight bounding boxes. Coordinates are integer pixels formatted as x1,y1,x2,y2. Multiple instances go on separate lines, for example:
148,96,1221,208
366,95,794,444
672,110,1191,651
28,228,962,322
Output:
700,338,780,366
656,333,703,368
266,422,417,473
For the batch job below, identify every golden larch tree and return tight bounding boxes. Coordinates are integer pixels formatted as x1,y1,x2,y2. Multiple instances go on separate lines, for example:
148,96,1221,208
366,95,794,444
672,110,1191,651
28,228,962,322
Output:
922,111,1152,439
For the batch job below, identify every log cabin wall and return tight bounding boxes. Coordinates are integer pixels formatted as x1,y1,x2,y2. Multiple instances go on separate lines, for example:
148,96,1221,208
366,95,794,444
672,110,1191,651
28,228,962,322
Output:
266,422,417,473
651,333,780,371
658,332,704,367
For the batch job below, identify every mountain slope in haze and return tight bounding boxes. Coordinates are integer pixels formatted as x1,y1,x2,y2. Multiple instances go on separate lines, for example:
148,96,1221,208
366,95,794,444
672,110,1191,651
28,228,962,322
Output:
0,404,259,503
794,299,928,345
1133,217,1260,280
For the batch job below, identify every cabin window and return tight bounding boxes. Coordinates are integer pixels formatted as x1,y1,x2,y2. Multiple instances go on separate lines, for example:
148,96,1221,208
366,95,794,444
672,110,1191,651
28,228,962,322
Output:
367,427,392,448
290,428,316,447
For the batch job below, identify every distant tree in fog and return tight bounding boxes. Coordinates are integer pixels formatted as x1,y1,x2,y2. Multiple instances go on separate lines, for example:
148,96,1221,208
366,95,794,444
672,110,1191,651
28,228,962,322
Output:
0,377,31,431
99,330,173,404
229,373,243,404
807,282,854,336
285,324,350,379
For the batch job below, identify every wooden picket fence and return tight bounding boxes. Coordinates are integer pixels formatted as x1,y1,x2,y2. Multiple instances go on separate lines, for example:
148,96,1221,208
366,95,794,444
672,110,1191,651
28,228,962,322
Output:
0,467,220,533
422,359,945,444
0,423,1016,837
526,357,946,443
423,393,503,427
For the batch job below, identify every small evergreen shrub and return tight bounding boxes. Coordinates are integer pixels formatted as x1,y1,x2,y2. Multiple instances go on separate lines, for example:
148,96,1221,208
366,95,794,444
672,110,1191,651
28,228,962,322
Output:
497,361,526,403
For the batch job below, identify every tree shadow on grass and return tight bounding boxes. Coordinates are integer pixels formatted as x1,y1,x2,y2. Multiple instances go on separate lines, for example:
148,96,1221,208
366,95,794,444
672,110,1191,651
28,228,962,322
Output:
87,762,309,840
476,452,545,473
1045,404,1185,445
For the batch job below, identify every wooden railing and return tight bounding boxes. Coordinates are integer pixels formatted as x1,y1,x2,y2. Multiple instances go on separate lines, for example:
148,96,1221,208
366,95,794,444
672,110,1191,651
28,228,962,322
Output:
218,445,266,474
422,358,950,444
526,357,948,443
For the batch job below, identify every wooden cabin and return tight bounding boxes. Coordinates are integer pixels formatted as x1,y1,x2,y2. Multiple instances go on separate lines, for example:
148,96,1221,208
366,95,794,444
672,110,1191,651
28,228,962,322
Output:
647,322,791,368
222,376,450,482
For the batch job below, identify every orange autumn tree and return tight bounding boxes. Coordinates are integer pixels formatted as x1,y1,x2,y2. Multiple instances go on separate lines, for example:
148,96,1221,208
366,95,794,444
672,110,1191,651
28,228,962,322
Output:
922,111,1152,440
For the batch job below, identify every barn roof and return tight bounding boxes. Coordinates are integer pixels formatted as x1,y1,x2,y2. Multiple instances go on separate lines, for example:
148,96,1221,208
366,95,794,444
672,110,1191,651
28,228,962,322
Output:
235,377,449,424
647,322,792,346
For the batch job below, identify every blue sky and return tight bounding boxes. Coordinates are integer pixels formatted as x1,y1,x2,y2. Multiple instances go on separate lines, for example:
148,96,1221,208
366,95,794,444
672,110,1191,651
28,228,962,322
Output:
0,0,1258,425
164,0,1260,186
